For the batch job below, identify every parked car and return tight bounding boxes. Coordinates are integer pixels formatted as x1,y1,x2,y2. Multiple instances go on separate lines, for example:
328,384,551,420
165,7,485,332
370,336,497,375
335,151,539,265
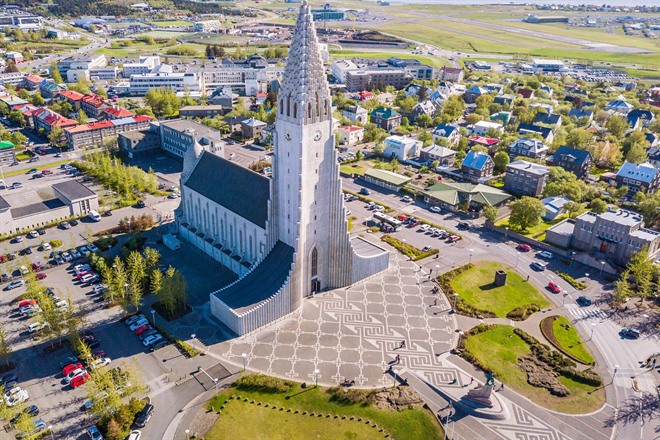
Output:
530,262,546,271
63,362,84,376
127,316,147,329
619,328,640,339
65,368,87,384
139,329,159,341
86,425,103,440
134,325,152,336
10,404,38,424
36,272,47,280
429,206,441,213
41,243,52,251
447,235,461,243
457,222,472,230
134,403,154,427
516,244,531,252
142,334,163,347
88,244,99,252
137,200,146,208
90,357,111,369
4,280,25,290
4,387,28,406
60,221,71,229
127,430,142,440
0,373,18,387
27,230,39,238
71,373,90,388
576,296,592,307
358,188,370,196
538,251,553,259
401,195,413,203
547,282,561,293
421,246,432,252
59,356,79,369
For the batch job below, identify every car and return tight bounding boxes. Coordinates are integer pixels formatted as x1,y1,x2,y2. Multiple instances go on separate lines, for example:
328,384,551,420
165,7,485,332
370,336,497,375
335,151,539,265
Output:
18,299,35,309
27,168,38,174
429,206,442,213
401,195,413,203
168,186,178,192
70,249,81,259
55,257,65,265
87,244,99,252
142,334,163,347
137,200,146,208
530,262,546,271
90,357,111,369
358,188,370,196
65,368,87,384
127,430,142,440
139,328,159,340
134,402,154,427
23,247,32,255
59,356,79,369
28,230,39,238
93,284,109,294
62,252,72,262
83,391,109,411
167,192,180,199
41,243,52,251
4,388,28,406
70,219,79,226
9,404,39,424
5,280,24,290
15,418,47,439
13,236,23,243
20,305,41,316
447,235,461,243
1,273,9,282
517,244,531,252
11,182,22,189
85,339,100,349
619,328,640,339
126,314,146,327
149,339,168,351
69,372,90,388
538,251,553,259
41,169,52,175
576,296,592,307
457,222,472,230
60,221,71,229
37,228,46,235
128,317,149,332
92,350,107,359
547,282,561,293
36,272,47,280
134,325,152,336
63,362,84,376
421,246,432,252
0,373,18,387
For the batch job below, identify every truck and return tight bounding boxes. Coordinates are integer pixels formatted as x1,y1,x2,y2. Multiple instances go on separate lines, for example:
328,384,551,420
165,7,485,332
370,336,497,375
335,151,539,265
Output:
162,234,181,251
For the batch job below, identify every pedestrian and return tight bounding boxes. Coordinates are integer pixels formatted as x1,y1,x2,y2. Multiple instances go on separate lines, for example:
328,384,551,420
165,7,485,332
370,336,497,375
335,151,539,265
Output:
499,383,505,391
428,274,431,280
433,298,438,306
396,354,400,363
400,340,406,348
470,377,474,384
448,401,453,409
526,274,530,281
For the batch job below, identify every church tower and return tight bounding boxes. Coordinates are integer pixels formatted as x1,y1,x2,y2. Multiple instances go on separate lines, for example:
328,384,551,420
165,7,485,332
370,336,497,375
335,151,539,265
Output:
273,0,353,308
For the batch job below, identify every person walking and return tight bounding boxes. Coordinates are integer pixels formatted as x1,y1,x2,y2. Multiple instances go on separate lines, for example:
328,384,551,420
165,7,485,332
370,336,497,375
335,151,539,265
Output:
433,298,438,306
470,377,474,384
400,340,406,349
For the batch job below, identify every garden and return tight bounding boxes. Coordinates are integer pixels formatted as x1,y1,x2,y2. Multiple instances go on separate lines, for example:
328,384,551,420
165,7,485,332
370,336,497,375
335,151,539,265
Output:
204,374,442,440
440,261,550,319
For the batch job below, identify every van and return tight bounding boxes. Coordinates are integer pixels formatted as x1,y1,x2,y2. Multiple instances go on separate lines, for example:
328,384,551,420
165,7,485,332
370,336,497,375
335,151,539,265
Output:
19,266,28,275
88,210,102,222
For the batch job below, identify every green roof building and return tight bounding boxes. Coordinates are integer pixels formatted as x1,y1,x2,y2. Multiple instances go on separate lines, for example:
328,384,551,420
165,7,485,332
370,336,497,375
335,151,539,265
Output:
0,140,15,166
364,168,412,192
423,181,511,212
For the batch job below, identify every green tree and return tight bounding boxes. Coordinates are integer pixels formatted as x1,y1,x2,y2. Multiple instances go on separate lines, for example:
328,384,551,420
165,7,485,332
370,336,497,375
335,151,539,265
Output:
48,126,64,147
150,269,163,295
30,92,45,106
483,205,498,223
509,196,544,232
565,128,593,149
5,61,18,73
441,95,464,123
625,140,648,164
0,325,11,367
605,115,627,139
7,110,25,127
76,109,89,125
493,151,510,174
417,85,429,102
589,198,608,214
564,201,582,218
50,63,63,83
416,113,432,128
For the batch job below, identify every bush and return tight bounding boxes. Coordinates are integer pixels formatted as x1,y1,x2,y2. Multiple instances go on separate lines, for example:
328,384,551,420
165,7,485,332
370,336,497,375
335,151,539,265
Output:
235,374,294,394
327,386,376,405
95,236,118,251
554,271,587,290
506,303,541,320
381,235,438,261
49,239,62,248
98,397,143,440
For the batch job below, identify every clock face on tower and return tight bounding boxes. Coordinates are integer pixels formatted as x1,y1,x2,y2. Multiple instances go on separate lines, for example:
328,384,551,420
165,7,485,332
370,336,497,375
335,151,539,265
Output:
314,130,322,141
285,132,291,141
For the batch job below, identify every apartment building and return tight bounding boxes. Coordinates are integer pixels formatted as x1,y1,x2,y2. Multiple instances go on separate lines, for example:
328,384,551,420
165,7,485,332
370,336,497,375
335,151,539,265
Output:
57,54,107,82
123,56,161,77
63,115,153,150
129,68,203,96
504,160,549,197
331,60,412,92
159,119,225,158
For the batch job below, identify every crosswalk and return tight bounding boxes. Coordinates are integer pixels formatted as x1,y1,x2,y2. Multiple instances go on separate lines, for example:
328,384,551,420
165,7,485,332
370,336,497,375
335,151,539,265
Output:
566,305,608,320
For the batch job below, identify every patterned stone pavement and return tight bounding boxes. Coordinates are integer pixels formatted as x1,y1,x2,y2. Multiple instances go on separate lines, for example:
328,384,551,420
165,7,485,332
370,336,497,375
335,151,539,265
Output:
206,250,613,440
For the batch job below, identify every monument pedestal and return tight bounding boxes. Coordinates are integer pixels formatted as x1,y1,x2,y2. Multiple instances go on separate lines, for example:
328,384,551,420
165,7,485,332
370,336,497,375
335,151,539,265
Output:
457,381,509,420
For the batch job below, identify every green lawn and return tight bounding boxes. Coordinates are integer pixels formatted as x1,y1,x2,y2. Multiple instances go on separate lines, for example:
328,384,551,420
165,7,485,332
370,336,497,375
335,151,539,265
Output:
548,316,595,365
465,325,605,413
340,163,367,176
207,380,442,440
451,261,550,317
150,20,192,28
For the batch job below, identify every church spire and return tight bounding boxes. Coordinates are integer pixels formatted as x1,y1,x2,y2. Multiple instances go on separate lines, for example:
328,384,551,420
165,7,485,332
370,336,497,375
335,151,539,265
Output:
278,0,331,124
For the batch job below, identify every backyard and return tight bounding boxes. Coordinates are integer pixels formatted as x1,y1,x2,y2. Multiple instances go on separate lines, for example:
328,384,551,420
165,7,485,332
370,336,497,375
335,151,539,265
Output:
450,261,550,318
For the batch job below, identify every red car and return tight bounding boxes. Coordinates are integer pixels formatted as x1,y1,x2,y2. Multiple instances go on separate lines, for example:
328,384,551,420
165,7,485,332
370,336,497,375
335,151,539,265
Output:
36,272,47,280
41,169,52,175
135,325,152,336
18,299,36,309
547,282,561,293
70,372,90,388
517,244,531,252
63,362,83,376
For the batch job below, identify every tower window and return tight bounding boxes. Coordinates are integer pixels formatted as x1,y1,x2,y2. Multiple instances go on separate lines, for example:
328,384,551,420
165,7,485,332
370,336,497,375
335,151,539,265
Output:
311,247,318,277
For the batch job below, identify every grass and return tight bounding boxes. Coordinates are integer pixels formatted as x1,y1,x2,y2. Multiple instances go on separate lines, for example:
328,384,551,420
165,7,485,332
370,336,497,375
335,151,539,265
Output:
340,163,367,176
382,235,438,261
330,49,450,69
150,20,192,28
545,316,595,365
207,379,442,440
465,325,605,413
450,261,550,318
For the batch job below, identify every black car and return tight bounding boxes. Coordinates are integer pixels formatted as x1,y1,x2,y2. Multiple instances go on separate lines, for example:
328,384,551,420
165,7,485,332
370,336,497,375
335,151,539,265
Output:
70,219,79,226
0,372,18,386
1,273,10,282
85,339,100,349
59,356,78,369
134,403,154,428
149,339,168,352
10,405,38,424
37,228,45,235
457,222,472,230
619,328,640,339
576,296,592,307
358,188,370,196
24,247,32,255
137,200,146,208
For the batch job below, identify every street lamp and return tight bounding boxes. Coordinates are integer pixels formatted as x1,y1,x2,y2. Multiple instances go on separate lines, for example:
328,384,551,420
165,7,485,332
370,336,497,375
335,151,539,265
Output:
614,365,619,376
600,261,605,275
458,331,464,349
151,309,156,327
393,369,399,387
590,322,596,339
242,352,247,371
435,265,439,277
452,292,458,312
562,291,568,306
191,334,196,350
214,378,219,392
314,369,320,387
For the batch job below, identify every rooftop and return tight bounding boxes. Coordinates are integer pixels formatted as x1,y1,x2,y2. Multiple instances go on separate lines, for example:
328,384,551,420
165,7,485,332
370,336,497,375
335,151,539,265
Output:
507,160,549,176
365,168,411,186
52,180,96,201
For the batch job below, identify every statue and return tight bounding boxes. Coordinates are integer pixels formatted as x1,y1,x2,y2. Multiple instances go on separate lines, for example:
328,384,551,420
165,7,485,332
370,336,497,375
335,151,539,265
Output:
464,372,495,408
485,371,495,386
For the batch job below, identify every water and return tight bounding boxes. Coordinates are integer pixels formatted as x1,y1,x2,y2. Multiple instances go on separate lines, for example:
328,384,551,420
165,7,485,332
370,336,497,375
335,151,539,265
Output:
371,0,653,6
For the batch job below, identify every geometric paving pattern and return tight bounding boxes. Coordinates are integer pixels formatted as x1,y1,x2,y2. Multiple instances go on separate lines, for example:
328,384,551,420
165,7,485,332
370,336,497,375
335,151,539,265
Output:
212,251,610,440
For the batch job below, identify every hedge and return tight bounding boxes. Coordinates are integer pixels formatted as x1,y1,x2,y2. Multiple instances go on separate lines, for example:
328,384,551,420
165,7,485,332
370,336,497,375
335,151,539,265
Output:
381,235,438,261
554,271,587,290
506,303,541,321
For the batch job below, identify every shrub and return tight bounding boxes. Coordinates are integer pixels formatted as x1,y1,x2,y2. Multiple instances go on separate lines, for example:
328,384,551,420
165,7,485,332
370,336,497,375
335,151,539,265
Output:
95,236,118,251
49,239,62,248
506,303,541,320
554,271,587,290
327,386,376,405
235,374,294,394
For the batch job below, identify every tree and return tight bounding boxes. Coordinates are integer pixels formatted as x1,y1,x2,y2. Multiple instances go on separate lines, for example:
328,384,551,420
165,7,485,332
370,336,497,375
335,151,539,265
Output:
97,86,108,99
50,63,63,83
150,269,163,295
465,113,483,125
0,325,11,367
48,126,64,148
509,196,544,232
76,109,89,125
5,61,18,73
69,78,92,95
564,201,582,218
416,114,432,128
628,246,653,305
7,110,25,127
625,142,648,164
606,115,627,139
30,93,45,106
144,88,180,117
417,85,429,102
565,128,594,149
441,95,464,122
613,269,633,303
589,198,608,214
483,205,498,223
493,151,510,174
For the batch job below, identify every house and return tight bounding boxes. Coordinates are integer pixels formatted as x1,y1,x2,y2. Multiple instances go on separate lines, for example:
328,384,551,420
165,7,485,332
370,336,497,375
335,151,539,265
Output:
471,120,503,137
533,112,562,129
627,109,654,129
490,111,512,126
0,140,15,166
546,146,592,180
461,150,494,181
464,86,487,104
504,160,549,197
364,168,411,193
647,147,660,169
102,106,134,120
517,123,554,144
616,161,660,196
80,94,110,119
370,107,401,133
0,95,28,110
22,75,44,91
508,138,549,160
241,117,267,139
383,135,421,161
518,88,534,99
337,125,364,145
39,80,66,99
420,144,456,166
605,100,634,115
646,132,659,148
431,124,460,146
223,116,247,135
439,66,464,82
356,90,374,101
468,136,500,155
410,100,437,121
179,105,228,119
494,93,516,107
568,108,593,122
6,52,23,64
539,84,554,97
423,181,511,212
56,90,85,111
31,107,78,137
342,105,368,124
540,196,570,221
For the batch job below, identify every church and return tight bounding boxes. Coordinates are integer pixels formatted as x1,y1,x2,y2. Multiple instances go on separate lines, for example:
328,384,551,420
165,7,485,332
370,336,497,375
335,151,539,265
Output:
176,0,389,336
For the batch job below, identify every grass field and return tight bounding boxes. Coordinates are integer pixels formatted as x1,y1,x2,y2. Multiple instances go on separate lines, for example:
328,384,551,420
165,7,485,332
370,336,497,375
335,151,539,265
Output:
150,20,192,28
547,315,595,365
451,261,550,317
340,163,367,176
207,380,442,440
465,325,605,413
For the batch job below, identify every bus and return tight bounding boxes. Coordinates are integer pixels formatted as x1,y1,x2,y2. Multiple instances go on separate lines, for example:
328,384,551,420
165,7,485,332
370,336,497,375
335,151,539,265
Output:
88,210,102,222
373,212,403,232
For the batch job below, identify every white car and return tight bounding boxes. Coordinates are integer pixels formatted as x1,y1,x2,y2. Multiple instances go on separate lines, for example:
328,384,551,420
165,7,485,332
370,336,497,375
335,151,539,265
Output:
93,284,109,294
87,244,99,253
430,206,442,213
61,222,71,229
5,388,28,407
127,430,142,440
42,243,52,251
126,314,146,327
55,300,69,311
20,305,42,316
28,230,39,238
129,319,149,332
90,357,111,369
64,368,87,384
142,334,163,347
402,196,413,203
28,322,49,333
538,251,554,259
61,252,72,262
419,224,430,232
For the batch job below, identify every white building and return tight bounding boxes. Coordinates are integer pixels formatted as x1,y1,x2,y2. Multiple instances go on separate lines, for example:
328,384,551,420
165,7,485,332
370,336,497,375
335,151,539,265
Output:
531,59,566,72
471,120,504,137
383,135,421,161
47,28,81,40
57,54,107,82
193,20,222,33
0,14,43,30
123,56,161,77
178,1,388,336
129,68,203,96
203,62,284,96
337,125,364,145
